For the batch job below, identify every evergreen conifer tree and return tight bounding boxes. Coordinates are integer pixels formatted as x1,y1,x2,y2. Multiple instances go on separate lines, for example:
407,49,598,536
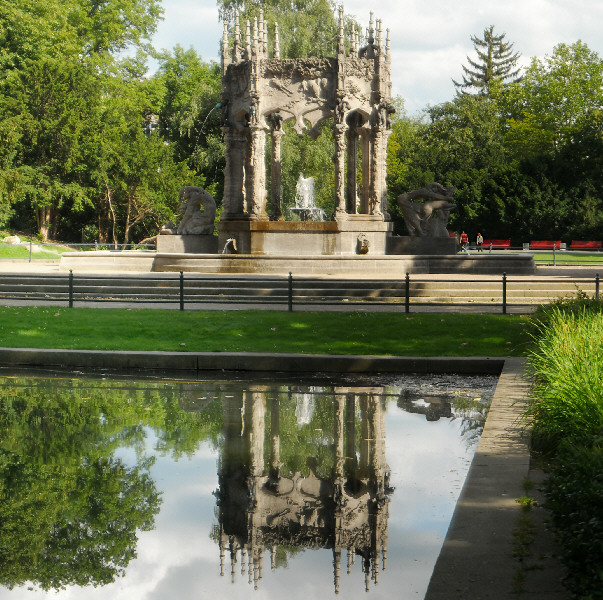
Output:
454,25,521,94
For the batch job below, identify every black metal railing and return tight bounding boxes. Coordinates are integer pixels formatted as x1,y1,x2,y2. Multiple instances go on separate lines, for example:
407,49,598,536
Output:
0,271,600,314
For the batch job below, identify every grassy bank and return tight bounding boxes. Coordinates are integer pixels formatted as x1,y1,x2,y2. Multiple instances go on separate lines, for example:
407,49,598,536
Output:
526,298,603,598
0,307,529,356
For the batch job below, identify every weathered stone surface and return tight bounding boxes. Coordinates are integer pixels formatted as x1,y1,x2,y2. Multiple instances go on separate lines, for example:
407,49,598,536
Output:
387,236,458,255
397,183,456,238
156,234,219,254
219,9,394,255
162,186,217,236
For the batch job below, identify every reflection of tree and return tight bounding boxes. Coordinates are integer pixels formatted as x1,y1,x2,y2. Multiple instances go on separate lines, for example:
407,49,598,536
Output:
0,375,225,592
0,452,159,590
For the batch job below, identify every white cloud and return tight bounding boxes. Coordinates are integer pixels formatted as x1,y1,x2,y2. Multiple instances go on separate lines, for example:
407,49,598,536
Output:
153,0,603,113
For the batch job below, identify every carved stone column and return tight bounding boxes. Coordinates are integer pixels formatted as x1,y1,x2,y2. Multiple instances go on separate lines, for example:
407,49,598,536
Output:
333,124,348,217
270,129,285,221
371,126,391,219
249,126,268,220
360,129,371,215
222,128,248,219
369,120,383,217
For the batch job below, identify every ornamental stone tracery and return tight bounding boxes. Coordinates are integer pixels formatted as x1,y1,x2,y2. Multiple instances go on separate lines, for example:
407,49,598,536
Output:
219,7,394,227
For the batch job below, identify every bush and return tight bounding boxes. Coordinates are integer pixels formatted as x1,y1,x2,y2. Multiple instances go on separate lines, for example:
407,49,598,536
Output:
545,439,603,599
530,292,603,338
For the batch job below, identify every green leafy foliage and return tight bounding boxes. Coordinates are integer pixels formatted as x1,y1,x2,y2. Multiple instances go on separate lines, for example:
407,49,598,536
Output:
526,307,603,452
544,439,603,599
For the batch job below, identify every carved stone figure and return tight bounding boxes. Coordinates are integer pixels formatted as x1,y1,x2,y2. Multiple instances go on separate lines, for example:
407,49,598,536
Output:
163,186,217,236
397,183,456,237
357,233,370,254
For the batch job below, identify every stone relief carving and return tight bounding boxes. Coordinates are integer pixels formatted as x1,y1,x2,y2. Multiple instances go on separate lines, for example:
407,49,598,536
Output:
397,183,456,237
162,186,217,236
357,233,370,254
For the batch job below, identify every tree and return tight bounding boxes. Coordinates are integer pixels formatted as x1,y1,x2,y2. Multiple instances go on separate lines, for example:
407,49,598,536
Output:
156,46,224,199
454,25,521,95
506,41,603,159
5,57,102,240
218,0,341,59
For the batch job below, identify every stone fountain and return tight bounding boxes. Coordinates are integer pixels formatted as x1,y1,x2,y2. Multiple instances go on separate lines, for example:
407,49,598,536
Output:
290,174,325,222
60,8,535,275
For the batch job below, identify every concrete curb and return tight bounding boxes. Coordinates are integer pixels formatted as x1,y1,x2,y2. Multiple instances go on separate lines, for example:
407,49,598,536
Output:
0,348,506,374
425,357,552,599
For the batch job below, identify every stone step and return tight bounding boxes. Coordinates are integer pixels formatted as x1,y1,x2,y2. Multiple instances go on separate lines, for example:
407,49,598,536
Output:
0,274,597,304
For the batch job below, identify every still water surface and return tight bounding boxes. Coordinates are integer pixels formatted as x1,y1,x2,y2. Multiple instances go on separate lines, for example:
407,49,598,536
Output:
0,372,496,599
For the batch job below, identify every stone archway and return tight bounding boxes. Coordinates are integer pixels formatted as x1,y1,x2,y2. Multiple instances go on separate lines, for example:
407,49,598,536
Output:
218,9,395,255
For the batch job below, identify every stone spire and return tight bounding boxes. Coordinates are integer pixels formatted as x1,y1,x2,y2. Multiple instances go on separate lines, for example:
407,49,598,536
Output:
385,28,391,63
245,19,251,59
274,22,281,58
233,13,241,60
221,21,230,72
337,5,345,56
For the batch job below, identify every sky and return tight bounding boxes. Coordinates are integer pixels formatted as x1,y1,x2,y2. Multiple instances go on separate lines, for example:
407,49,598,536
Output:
151,0,603,114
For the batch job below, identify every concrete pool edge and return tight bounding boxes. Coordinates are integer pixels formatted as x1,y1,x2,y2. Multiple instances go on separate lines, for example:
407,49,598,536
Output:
0,348,505,374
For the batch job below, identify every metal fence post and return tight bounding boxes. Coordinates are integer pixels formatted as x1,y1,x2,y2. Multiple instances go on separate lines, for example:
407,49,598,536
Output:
502,272,507,315
596,273,600,300
29,239,33,263
68,270,74,308
179,271,184,311
553,244,557,266
405,272,410,313
288,272,293,312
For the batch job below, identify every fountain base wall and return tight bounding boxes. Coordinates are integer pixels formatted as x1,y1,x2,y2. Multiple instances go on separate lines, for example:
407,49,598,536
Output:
218,217,393,256
156,234,219,254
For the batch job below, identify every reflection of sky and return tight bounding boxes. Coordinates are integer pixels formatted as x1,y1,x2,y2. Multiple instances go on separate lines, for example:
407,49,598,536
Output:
1,386,489,600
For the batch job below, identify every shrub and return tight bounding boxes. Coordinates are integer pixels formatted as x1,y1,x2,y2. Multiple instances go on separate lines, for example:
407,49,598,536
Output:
545,438,603,599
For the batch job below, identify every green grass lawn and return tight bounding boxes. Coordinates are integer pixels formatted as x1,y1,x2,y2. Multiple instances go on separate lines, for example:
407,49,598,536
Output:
0,242,71,258
532,251,603,264
0,307,530,356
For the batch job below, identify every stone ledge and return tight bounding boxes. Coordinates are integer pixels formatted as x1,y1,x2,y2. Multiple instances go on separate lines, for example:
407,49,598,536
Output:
0,348,505,374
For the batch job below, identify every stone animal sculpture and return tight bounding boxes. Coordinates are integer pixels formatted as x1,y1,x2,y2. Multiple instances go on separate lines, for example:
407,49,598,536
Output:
397,183,456,237
174,186,217,235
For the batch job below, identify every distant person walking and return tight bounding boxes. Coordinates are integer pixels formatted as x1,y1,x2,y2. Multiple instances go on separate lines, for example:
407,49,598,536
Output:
476,232,483,252
459,231,469,251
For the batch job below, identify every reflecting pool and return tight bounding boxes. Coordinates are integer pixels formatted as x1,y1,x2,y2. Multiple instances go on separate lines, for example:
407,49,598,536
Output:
0,371,496,599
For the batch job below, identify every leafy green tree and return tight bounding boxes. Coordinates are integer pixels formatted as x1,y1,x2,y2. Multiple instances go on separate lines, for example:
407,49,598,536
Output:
5,57,102,240
454,25,521,95
506,41,603,159
156,46,225,199
219,0,341,59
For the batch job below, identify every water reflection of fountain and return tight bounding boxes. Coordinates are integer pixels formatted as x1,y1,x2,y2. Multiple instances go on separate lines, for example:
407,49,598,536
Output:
294,388,317,426
290,174,325,221
216,386,391,594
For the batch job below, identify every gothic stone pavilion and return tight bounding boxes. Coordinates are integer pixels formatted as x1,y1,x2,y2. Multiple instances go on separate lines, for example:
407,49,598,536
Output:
218,8,395,256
